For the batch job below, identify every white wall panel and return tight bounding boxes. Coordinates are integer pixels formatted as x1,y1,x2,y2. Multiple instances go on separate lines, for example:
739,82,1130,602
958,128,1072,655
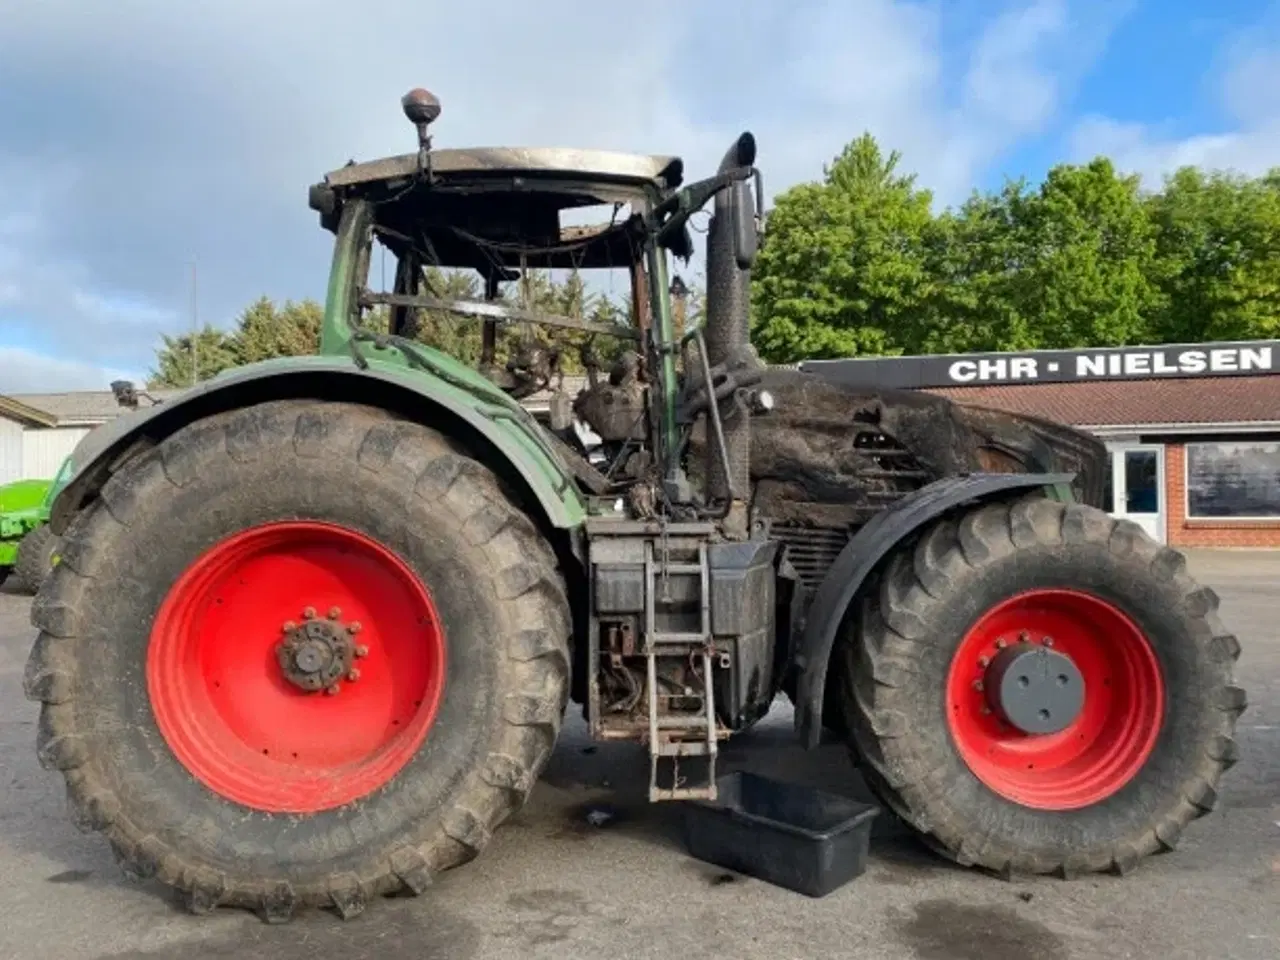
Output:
0,418,23,484
21,427,90,479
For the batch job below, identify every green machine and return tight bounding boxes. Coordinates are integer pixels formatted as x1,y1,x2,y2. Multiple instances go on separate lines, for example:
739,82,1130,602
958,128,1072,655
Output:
0,454,71,593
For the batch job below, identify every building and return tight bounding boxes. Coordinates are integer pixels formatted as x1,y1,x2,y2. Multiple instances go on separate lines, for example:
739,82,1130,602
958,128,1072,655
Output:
803,339,1280,548
0,389,182,484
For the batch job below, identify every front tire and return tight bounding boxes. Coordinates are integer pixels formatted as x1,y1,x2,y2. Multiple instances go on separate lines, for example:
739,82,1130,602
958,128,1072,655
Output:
24,400,571,920
14,523,59,594
838,495,1245,877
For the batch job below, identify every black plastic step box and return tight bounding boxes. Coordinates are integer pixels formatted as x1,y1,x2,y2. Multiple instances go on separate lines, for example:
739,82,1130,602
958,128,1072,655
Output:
681,771,880,897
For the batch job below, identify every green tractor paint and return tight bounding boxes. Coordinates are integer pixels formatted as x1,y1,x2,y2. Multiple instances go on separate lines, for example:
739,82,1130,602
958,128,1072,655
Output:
27,87,1245,921
0,455,72,593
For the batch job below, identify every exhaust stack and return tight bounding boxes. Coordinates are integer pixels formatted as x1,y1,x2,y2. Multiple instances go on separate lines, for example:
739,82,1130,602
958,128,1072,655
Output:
703,133,760,535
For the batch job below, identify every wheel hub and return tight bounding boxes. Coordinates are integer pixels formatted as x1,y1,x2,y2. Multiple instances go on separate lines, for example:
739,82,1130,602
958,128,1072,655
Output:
984,641,1085,735
275,607,368,694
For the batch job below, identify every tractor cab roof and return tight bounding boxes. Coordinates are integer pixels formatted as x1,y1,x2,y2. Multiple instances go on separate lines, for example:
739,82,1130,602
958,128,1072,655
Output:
309,144,686,272
323,146,685,195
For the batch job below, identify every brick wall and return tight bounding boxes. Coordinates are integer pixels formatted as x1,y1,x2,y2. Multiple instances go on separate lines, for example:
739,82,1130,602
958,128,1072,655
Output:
1164,443,1280,548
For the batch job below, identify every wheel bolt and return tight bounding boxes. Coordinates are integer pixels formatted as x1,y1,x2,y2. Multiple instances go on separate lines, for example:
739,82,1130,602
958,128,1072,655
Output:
996,638,1008,649
1019,631,1029,643
978,656,990,668
1042,636,1054,647
328,606,342,620
354,644,369,658
303,607,317,620
348,621,363,635
325,683,341,696
972,680,984,692
347,668,361,682
981,706,991,715
282,620,297,633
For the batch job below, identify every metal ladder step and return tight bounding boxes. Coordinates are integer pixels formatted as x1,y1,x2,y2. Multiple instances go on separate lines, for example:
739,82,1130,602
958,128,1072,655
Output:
648,631,708,647
650,786,718,802
651,715,713,730
655,562,704,575
654,740,712,757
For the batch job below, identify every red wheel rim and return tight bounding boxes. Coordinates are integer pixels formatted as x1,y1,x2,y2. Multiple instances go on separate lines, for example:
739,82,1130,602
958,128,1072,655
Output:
147,521,446,814
945,589,1164,811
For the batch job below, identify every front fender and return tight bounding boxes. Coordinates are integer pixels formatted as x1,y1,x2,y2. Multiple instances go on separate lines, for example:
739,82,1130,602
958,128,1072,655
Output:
50,357,586,535
793,471,1076,748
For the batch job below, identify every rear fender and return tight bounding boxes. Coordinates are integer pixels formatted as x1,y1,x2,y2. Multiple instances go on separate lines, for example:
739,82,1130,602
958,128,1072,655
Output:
50,360,587,538
792,472,1076,748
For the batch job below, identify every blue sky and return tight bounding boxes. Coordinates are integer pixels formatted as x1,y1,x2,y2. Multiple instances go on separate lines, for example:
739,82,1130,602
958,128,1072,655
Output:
1,0,1278,392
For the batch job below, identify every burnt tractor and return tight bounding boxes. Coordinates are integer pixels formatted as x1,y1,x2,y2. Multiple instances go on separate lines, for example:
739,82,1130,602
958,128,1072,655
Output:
26,89,1244,920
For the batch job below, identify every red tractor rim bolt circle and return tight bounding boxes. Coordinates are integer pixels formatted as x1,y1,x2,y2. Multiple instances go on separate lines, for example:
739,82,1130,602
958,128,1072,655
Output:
945,588,1164,811
146,520,446,814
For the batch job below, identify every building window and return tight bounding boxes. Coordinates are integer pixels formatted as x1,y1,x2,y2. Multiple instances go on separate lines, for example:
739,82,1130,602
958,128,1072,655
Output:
1185,441,1280,519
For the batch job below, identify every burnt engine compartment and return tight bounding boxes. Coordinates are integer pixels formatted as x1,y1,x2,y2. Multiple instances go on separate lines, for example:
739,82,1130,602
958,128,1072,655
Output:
690,367,1107,594
567,363,1107,734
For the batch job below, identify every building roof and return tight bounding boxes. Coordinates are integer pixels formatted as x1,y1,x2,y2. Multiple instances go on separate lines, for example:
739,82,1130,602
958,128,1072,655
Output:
927,375,1280,431
8,389,184,426
0,395,58,429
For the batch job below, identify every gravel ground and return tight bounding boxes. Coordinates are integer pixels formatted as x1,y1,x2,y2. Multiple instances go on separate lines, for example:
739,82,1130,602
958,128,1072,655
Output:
0,549,1276,960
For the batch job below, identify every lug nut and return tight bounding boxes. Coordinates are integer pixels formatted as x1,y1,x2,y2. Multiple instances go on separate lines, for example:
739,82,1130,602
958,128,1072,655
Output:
972,680,984,692
1019,630,1030,643
978,656,990,668
303,607,317,620
328,606,342,620
354,644,369,658
1042,636,1054,647
282,620,297,633
348,622,363,635
347,668,361,682
325,683,341,696
996,638,1008,649
981,706,991,715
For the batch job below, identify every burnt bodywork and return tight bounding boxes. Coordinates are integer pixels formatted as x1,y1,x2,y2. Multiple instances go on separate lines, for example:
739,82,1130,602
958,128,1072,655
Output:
681,368,1107,737
579,367,1106,742
690,368,1106,590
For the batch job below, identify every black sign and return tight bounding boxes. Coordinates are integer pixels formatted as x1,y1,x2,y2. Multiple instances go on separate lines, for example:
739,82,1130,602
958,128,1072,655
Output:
799,340,1280,389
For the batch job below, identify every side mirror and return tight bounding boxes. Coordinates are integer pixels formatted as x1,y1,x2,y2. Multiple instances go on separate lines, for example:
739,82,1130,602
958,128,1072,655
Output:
716,133,760,270
732,178,757,269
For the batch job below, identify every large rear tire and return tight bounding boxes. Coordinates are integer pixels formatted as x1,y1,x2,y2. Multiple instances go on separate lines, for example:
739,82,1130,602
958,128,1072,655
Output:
837,495,1245,877
24,400,571,920
14,523,59,594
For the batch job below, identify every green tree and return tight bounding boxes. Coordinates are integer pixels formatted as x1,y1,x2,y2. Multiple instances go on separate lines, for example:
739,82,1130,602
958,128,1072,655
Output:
148,325,239,388
400,266,632,372
1146,166,1280,342
1011,157,1165,349
409,267,485,362
925,183,1039,354
750,133,938,362
233,297,322,363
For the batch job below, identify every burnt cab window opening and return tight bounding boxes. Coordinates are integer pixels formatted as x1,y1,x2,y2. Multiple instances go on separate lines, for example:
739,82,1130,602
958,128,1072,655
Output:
1186,441,1280,519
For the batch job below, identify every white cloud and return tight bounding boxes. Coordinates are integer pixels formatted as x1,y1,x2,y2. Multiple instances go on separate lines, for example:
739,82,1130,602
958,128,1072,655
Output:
1069,25,1280,184
0,0,1115,390
0,346,142,393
